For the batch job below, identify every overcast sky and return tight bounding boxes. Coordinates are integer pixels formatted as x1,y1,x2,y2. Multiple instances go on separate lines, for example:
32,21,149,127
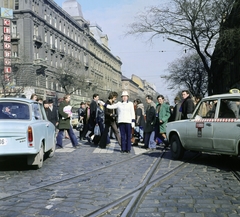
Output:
54,0,185,104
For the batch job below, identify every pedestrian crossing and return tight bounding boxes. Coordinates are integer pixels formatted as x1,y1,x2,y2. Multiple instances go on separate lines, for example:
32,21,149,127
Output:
55,139,149,155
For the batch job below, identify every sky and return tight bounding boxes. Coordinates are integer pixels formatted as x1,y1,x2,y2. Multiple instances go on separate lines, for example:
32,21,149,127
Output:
54,0,185,104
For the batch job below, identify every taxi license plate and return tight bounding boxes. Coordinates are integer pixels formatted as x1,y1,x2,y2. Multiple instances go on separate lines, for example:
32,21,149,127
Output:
0,138,7,146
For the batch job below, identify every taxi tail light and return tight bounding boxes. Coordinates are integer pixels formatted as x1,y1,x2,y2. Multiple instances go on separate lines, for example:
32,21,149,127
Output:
28,126,33,143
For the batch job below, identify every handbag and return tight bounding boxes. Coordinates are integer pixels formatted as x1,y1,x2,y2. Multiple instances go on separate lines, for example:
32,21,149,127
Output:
76,120,84,131
94,125,101,136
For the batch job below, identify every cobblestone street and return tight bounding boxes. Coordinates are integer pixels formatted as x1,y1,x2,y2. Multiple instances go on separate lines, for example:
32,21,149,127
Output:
0,131,239,217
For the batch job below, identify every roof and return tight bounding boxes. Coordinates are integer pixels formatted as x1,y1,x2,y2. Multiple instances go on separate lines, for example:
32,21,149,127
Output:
203,93,240,100
62,0,83,17
0,97,36,103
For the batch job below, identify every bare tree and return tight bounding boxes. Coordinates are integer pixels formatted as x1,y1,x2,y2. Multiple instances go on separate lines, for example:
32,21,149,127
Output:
0,57,30,97
126,0,236,94
53,57,86,94
163,53,208,97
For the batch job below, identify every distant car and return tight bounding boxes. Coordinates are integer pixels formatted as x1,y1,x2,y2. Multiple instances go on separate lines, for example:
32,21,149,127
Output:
0,98,56,169
166,93,240,160
71,113,79,128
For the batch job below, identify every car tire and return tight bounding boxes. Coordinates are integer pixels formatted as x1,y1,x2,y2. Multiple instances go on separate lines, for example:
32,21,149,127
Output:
170,134,185,160
46,138,56,158
36,144,44,169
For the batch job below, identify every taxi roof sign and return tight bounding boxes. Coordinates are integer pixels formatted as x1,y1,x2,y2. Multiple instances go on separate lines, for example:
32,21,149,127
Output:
0,8,13,19
229,89,240,94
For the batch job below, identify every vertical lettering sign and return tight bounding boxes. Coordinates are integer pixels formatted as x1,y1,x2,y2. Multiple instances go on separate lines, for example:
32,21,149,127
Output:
3,19,11,82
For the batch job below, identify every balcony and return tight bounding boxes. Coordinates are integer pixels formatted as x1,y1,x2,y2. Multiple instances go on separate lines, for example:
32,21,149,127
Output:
11,33,20,41
33,58,48,75
33,35,42,47
84,61,89,69
59,49,65,56
50,44,56,53
33,35,42,42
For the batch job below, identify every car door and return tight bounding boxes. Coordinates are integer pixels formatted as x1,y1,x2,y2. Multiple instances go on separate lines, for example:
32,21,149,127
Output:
32,103,48,150
212,99,240,154
184,100,215,151
39,103,54,151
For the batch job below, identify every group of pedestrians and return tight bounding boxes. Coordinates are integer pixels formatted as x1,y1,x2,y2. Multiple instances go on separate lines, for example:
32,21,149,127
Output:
75,89,196,153
30,89,196,153
31,93,80,149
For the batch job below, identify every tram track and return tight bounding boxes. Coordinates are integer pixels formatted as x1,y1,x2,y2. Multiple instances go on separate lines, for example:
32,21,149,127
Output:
0,150,155,202
0,147,201,217
86,150,201,217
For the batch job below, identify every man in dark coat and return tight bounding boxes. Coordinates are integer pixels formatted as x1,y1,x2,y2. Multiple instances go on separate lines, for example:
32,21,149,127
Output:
56,94,79,149
47,99,59,128
144,95,156,150
86,93,99,142
169,96,182,122
99,92,121,149
77,102,86,140
180,90,195,120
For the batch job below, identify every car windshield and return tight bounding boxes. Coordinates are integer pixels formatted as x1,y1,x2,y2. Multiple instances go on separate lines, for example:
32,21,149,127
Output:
0,102,30,120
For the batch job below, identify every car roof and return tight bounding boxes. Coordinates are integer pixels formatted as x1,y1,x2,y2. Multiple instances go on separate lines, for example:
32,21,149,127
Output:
203,93,240,100
0,97,37,104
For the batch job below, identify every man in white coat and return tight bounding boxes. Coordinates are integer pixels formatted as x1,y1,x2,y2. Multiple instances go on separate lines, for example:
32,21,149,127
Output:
104,91,135,153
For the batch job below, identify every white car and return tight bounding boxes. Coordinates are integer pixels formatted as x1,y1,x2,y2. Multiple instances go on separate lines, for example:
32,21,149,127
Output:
166,93,240,160
0,98,56,169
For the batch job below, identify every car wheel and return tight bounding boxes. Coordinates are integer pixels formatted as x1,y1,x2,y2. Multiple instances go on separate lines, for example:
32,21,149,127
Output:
170,134,185,160
27,143,44,169
36,144,44,169
46,138,56,158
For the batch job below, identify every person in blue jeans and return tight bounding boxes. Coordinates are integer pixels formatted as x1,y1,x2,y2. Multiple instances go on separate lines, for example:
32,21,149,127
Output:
56,94,80,149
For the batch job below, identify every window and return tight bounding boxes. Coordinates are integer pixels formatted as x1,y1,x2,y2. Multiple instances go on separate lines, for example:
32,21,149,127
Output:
32,104,42,120
12,44,18,57
50,35,53,45
44,32,47,42
55,38,58,48
44,11,47,20
49,14,52,25
193,100,216,119
54,17,57,28
59,21,62,31
3,0,8,8
219,99,239,119
0,102,30,120
15,0,19,10
12,21,17,37
34,24,38,36
46,76,48,88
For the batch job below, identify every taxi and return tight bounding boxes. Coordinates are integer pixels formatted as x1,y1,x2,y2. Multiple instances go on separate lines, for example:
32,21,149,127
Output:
166,92,240,160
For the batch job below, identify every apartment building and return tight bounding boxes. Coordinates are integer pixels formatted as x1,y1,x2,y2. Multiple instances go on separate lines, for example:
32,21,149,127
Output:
0,0,122,106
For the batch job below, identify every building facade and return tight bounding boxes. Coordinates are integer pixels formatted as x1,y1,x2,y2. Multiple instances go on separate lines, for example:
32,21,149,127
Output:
0,0,122,107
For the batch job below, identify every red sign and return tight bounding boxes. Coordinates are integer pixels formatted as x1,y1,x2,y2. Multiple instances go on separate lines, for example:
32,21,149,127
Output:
4,51,11,57
4,74,10,81
4,34,11,42
3,27,10,34
4,19,11,26
4,42,11,50
196,122,204,128
3,19,12,82
4,67,12,73
4,58,11,66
